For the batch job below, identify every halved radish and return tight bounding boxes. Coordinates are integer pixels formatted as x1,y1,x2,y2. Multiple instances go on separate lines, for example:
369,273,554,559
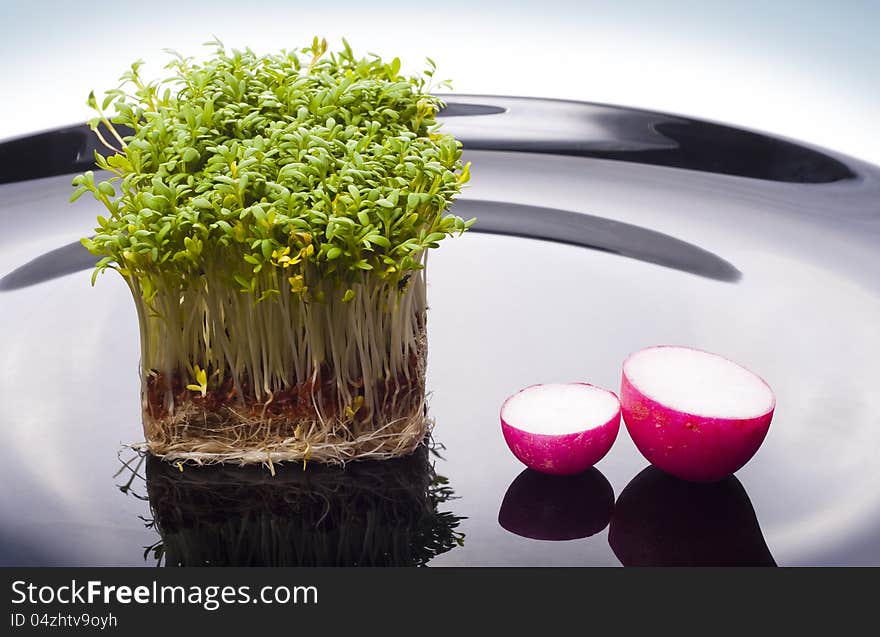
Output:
621,346,775,482
500,383,621,475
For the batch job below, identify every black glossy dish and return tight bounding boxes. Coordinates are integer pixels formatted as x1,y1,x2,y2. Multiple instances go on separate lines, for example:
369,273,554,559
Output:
1,95,878,566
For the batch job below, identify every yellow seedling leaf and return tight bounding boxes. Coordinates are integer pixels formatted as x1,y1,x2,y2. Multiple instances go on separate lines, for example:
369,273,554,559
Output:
188,365,208,397
288,275,306,293
345,395,364,419
352,395,364,413
457,161,472,185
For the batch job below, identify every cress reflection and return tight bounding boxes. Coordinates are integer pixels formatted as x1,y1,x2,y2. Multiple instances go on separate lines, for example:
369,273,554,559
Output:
121,444,463,566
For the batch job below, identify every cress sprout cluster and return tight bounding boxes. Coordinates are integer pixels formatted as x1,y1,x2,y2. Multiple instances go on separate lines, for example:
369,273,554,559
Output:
72,38,473,463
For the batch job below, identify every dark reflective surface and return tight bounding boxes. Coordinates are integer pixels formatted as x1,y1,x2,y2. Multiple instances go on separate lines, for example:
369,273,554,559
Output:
126,447,462,567
609,467,775,566
461,200,740,282
2,97,880,565
0,240,96,291
0,121,132,185
438,96,858,183
440,102,506,117
1,95,864,185
0,198,740,290
498,468,613,541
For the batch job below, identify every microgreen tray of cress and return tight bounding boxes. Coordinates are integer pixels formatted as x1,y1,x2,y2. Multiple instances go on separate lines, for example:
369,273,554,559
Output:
72,37,472,304
69,38,473,464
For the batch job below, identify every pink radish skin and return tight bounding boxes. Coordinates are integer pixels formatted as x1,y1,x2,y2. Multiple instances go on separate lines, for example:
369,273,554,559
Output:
621,346,775,482
501,383,621,476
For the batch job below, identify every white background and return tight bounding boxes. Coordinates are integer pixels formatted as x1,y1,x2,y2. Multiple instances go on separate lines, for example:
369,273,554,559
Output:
1,0,878,164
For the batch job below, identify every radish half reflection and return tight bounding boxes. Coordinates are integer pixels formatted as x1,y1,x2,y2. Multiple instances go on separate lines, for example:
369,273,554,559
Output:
500,383,621,475
620,346,775,482
498,468,614,540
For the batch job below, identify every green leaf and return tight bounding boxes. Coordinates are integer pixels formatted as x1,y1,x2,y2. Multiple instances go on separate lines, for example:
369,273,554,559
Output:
233,274,251,290
69,186,89,203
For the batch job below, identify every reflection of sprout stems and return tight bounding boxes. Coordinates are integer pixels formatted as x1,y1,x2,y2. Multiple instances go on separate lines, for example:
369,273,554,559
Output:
113,451,147,497
70,38,473,463
133,443,463,566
